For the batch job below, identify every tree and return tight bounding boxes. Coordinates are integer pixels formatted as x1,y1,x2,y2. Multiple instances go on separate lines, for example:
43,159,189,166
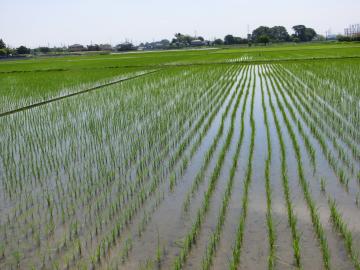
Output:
160,39,170,45
337,35,352,42
259,35,270,45
252,26,271,43
214,38,224,45
1,47,14,56
16,45,30,54
87,44,100,51
316,34,326,41
336,35,360,42
38,47,51,53
292,25,306,40
173,33,193,45
223,35,248,45
291,35,300,43
233,37,248,44
252,26,290,43
269,26,290,42
116,43,135,51
292,25,317,42
304,28,317,41
0,39,5,49
224,35,235,45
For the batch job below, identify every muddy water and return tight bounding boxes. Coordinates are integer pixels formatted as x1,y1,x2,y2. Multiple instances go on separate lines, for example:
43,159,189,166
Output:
275,66,360,267
261,66,295,269
271,67,355,269
292,84,360,201
120,68,242,269
113,65,359,269
104,67,238,269
280,66,360,180
2,63,359,270
183,67,246,219
266,69,324,270
211,72,252,269
294,82,360,182
183,68,248,270
239,66,268,269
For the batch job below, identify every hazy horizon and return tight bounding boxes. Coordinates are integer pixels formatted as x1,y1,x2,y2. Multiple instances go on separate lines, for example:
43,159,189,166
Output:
1,0,359,48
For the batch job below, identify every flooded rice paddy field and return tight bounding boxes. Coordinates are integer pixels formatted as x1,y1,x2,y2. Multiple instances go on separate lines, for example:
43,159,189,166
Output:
0,53,360,270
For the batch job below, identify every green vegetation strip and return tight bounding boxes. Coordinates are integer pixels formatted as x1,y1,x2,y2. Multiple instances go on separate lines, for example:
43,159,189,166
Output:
172,67,247,270
229,67,256,270
201,66,249,270
272,65,356,191
267,64,331,269
2,55,360,75
264,67,302,268
0,69,160,118
151,55,360,68
259,66,276,269
182,66,247,211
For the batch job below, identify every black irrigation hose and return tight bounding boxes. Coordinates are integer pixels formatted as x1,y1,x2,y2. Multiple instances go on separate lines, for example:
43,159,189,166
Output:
0,69,161,118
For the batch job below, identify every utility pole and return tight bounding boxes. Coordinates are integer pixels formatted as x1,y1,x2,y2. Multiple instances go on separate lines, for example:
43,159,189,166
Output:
247,25,251,41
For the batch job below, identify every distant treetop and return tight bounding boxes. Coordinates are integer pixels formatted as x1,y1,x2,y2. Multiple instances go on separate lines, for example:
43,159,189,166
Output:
0,38,6,49
251,25,317,43
251,26,290,43
292,25,317,42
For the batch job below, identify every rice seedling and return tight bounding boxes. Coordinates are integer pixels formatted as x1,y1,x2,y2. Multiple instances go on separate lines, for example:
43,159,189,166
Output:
201,65,249,270
267,64,331,269
182,66,247,212
1,44,359,269
328,198,360,270
172,66,249,270
264,68,302,268
229,66,256,270
320,178,326,193
259,65,276,270
274,63,360,177
272,64,358,200
12,250,21,268
120,237,133,264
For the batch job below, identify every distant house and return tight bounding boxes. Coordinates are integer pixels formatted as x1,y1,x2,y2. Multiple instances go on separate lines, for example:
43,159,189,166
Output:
68,44,85,52
143,39,170,50
326,34,337,40
190,40,205,46
115,42,136,51
154,42,166,49
99,44,113,51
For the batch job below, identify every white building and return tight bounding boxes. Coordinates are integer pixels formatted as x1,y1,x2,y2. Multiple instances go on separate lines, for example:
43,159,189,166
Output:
190,40,205,46
99,44,113,51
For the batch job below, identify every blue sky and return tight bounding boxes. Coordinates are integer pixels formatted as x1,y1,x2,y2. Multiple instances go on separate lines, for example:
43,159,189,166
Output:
1,0,359,47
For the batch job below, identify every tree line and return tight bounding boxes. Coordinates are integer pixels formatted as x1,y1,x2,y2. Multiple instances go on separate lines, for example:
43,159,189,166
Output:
2,23,358,56
218,25,318,46
0,39,35,56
